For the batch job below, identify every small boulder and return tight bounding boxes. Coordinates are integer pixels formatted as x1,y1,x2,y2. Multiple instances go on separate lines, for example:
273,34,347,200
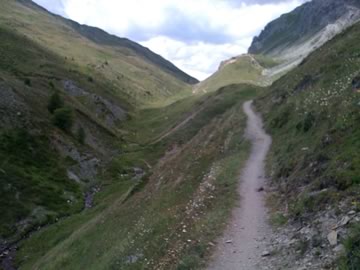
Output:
261,251,271,257
339,216,351,227
352,76,360,92
327,230,338,246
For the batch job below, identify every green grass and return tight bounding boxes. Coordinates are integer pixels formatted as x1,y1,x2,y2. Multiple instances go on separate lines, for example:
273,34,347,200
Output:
339,224,360,270
196,55,270,93
252,54,280,69
0,129,82,239
17,84,260,269
126,84,260,145
256,22,360,218
0,1,268,269
0,0,191,106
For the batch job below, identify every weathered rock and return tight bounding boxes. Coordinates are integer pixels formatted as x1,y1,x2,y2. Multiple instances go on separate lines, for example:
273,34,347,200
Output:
333,244,345,254
261,251,271,257
338,216,351,227
327,231,338,246
352,76,360,91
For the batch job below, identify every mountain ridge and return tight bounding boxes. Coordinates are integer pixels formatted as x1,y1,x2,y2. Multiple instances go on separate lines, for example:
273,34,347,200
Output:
248,0,360,59
17,0,199,84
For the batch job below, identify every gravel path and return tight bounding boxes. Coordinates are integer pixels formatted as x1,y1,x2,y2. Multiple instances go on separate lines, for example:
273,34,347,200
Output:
208,100,272,270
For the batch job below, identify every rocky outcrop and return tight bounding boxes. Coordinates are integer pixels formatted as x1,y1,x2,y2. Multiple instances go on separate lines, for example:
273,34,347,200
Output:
63,80,127,128
0,83,30,129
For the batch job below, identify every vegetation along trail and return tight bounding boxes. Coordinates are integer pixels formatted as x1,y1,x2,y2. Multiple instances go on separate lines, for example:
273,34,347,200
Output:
208,100,272,270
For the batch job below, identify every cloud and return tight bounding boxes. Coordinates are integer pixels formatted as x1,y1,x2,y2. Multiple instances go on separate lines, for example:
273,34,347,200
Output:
33,0,308,80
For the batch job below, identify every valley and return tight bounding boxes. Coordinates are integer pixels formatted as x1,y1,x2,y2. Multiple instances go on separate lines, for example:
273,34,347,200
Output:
0,0,360,269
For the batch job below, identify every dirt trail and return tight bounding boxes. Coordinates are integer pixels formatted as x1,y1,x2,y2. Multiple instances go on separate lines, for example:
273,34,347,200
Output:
151,107,204,144
151,98,213,145
208,100,272,270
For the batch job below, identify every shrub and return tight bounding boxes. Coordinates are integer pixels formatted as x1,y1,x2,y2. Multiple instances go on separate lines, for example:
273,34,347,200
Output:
76,127,86,144
53,107,73,132
339,225,360,270
49,81,55,89
24,78,31,86
303,113,315,132
48,91,64,114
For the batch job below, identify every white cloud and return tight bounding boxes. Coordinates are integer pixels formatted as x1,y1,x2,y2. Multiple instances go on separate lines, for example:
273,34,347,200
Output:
141,36,252,80
34,0,308,80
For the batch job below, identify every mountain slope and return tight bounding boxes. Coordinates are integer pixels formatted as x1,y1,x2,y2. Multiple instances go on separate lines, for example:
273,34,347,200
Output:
1,0,196,106
2,0,360,269
202,0,360,95
249,0,360,61
194,54,274,93
0,0,199,265
18,0,198,85
255,21,360,269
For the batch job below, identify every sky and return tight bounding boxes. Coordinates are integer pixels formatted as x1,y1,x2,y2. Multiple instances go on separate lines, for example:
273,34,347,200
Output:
33,0,308,80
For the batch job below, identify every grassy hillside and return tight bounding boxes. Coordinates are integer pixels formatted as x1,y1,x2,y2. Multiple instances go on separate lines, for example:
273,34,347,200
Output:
16,84,261,270
0,1,266,269
256,22,360,268
195,54,272,93
1,0,195,106
6,0,360,268
0,0,199,263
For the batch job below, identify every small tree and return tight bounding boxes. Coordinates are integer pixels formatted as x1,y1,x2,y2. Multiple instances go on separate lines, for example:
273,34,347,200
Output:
77,126,86,144
24,78,31,86
48,91,64,114
49,81,55,89
53,107,73,132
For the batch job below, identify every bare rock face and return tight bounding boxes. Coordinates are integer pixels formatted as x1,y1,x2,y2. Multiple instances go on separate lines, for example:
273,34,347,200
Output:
62,80,127,127
248,0,360,57
0,83,30,129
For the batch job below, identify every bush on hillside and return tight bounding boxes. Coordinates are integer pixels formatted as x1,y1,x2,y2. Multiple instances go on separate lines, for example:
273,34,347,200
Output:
77,126,86,144
53,107,73,132
48,91,64,114
340,224,360,270
24,78,31,86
